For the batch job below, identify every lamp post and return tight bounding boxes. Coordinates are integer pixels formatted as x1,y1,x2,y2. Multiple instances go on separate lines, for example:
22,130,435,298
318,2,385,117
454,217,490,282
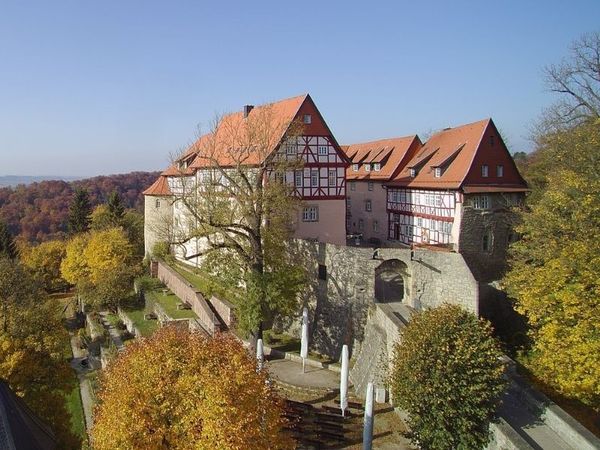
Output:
256,338,264,371
363,382,374,450
340,344,349,417
300,307,309,373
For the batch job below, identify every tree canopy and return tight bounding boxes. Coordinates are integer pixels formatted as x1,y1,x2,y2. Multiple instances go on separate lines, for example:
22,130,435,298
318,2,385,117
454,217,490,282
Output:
20,239,68,292
0,220,17,259
390,304,506,450
92,327,292,450
67,188,92,235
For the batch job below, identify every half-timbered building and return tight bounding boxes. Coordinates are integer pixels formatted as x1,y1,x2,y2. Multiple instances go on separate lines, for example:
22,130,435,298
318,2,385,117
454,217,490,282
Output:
385,118,528,280
342,135,422,244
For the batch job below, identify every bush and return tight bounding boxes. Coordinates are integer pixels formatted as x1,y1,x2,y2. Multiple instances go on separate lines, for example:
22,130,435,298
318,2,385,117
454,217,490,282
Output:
390,304,506,450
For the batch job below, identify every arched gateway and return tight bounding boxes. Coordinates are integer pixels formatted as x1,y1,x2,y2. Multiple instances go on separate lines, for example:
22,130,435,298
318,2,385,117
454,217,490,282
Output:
374,259,409,303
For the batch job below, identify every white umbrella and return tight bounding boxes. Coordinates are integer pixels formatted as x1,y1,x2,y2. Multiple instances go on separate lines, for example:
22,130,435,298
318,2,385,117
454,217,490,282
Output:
300,307,309,373
363,382,374,450
340,344,349,416
256,338,264,371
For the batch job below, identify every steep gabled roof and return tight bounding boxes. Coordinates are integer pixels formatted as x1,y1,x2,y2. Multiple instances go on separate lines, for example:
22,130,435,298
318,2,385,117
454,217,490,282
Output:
142,176,172,196
343,135,422,181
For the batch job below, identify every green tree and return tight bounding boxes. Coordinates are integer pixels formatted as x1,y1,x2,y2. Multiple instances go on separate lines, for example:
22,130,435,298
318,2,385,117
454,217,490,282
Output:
107,190,125,222
169,106,306,341
67,188,91,234
390,304,506,450
92,327,292,450
504,121,600,409
0,220,17,260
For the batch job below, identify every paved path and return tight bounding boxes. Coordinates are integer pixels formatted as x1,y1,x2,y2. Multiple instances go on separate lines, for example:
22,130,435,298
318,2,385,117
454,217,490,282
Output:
266,357,341,391
69,335,94,435
99,311,125,351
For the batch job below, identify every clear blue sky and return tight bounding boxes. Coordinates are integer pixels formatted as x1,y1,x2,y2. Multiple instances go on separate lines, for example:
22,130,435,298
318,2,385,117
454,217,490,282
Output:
0,1,598,177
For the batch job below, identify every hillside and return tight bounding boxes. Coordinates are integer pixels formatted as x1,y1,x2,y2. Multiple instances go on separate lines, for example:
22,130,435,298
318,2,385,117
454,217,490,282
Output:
0,171,160,242
0,175,82,187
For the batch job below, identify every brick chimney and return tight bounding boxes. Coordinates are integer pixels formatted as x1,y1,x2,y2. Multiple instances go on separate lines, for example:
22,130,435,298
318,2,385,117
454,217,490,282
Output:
243,104,254,118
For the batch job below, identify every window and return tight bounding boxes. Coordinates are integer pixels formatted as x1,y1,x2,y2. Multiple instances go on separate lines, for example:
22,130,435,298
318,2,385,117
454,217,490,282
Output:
472,195,490,209
318,264,327,280
352,163,359,171
373,163,381,171
481,165,489,177
368,182,374,191
302,206,318,222
328,170,336,186
303,114,312,124
364,164,371,172
294,171,302,187
496,165,504,177
365,200,372,212
358,219,364,230
286,144,296,155
318,145,328,155
350,181,356,191
373,220,379,232
409,168,416,177
482,230,493,252
274,171,284,183
347,198,351,208
155,199,161,208
434,167,442,178
443,221,452,234
416,217,423,227
311,169,319,187
490,135,495,146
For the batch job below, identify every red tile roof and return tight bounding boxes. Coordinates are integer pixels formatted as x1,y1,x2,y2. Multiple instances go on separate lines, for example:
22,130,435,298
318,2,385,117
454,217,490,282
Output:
142,176,172,196
387,118,526,191
342,135,422,181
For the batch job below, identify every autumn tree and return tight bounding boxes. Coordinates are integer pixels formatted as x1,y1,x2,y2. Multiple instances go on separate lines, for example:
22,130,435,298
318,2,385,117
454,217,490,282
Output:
67,188,91,234
0,220,17,259
92,326,292,450
390,304,506,450
21,239,68,292
61,228,140,310
91,204,145,259
169,105,306,340
0,257,78,448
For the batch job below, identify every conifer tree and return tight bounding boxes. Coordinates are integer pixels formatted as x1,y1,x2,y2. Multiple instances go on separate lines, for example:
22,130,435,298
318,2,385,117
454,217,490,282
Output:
0,221,17,260
107,191,125,223
67,189,91,234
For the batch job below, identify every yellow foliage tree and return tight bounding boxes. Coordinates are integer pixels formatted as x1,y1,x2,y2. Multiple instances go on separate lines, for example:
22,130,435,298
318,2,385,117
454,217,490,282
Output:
61,233,90,287
21,239,68,292
92,327,293,450
504,121,600,410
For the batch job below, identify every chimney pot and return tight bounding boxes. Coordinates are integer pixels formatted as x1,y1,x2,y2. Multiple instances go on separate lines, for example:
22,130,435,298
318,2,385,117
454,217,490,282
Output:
243,104,254,118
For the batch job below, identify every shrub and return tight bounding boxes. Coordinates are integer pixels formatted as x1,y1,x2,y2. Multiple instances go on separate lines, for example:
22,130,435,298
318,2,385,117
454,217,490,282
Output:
390,304,506,450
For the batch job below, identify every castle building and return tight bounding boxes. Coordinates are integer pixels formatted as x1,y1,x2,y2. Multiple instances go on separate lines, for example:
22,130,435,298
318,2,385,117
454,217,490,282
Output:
342,135,422,244
385,118,528,280
143,94,349,261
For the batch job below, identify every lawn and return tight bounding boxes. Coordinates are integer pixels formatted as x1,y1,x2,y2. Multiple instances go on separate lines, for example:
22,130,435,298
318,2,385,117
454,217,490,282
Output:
122,307,159,337
65,377,86,442
173,263,242,302
146,289,198,320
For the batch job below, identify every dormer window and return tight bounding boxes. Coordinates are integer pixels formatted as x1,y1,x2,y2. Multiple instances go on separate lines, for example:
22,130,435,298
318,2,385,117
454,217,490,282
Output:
373,163,381,171
409,168,417,177
303,114,312,124
364,164,371,172
434,167,442,178
352,163,359,171
481,165,489,177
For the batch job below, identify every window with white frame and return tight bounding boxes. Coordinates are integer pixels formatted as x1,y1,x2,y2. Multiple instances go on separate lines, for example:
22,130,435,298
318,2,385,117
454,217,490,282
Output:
373,163,381,171
434,167,442,177
311,169,318,187
481,164,489,177
328,170,336,186
302,206,318,222
318,145,328,155
352,163,359,171
286,144,296,155
496,165,504,177
303,114,312,124
416,217,423,227
472,195,490,209
368,182,374,191
364,164,371,172
295,171,302,187
365,199,372,212
347,198,351,208
350,181,356,191
409,168,416,177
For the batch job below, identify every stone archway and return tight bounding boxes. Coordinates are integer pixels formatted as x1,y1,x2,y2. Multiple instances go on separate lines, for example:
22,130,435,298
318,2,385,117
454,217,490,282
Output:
374,259,408,303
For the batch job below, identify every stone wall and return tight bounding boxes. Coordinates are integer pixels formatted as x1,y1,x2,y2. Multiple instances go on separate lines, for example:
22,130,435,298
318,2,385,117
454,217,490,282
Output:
156,261,221,335
286,240,479,359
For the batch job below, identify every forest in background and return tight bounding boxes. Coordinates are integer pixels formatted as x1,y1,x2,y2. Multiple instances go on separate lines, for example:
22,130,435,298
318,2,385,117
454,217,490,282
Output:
0,171,159,242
